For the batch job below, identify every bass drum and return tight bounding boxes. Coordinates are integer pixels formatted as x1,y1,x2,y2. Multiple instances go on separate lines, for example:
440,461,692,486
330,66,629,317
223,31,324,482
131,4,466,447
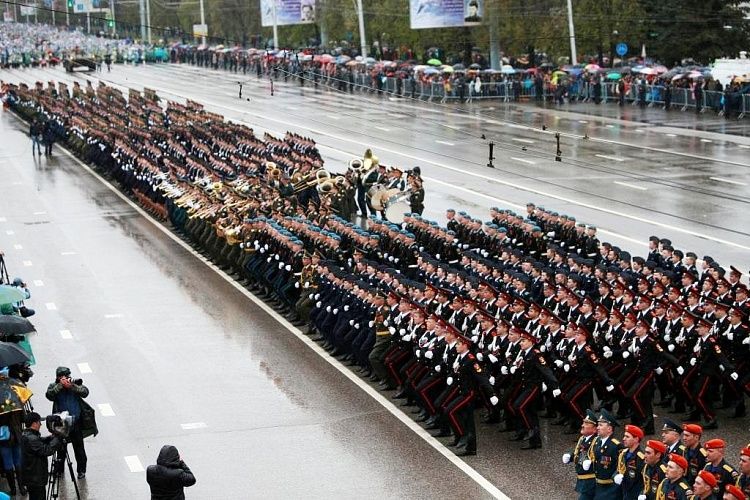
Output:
384,191,411,223
367,184,387,211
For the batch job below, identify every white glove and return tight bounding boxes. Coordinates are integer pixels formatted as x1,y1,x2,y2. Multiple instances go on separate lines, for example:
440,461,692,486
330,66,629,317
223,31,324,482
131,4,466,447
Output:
563,364,570,373
726,331,734,341
540,345,547,352
510,366,517,374
744,336,750,345
425,351,434,359
690,358,697,366
326,306,331,313
582,459,591,471
676,366,684,375
275,254,280,261
398,328,406,335
294,282,300,288
368,321,374,327
264,244,269,250
266,256,271,262
388,327,396,334
476,353,484,361
562,453,571,464
333,308,338,315
730,372,739,381
552,388,562,398
606,385,615,392
435,253,441,259
349,320,354,326
315,294,320,300
501,366,509,375
622,351,630,359
354,323,360,329
638,495,647,500
668,344,675,352
285,264,291,271
542,383,548,392
403,335,412,342
344,305,349,312
603,345,611,352
446,377,454,386
416,350,421,358
554,360,564,368
471,335,479,343
489,376,495,385
435,365,441,373
614,474,623,485
278,262,284,269
628,344,636,353
309,293,315,300
664,334,671,342
488,354,498,364
604,350,613,359
304,282,310,289
316,301,322,308
489,395,499,406
655,367,663,375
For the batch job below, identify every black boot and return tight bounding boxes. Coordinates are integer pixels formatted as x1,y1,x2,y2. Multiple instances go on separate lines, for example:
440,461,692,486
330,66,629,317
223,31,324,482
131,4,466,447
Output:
5,471,16,496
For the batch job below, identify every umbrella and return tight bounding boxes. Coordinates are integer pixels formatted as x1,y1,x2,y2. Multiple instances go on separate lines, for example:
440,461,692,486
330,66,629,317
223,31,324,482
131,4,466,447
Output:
0,342,31,367
452,63,466,70
500,65,516,74
539,62,554,70
0,377,32,415
423,67,439,75
441,65,454,73
688,70,705,80
606,73,622,80
637,67,658,75
427,58,442,66
584,63,600,72
0,286,25,305
335,55,350,64
552,70,567,78
0,316,35,336
469,63,481,70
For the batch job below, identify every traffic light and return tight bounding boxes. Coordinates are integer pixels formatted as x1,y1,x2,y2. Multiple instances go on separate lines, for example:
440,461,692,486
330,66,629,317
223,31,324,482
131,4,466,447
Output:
67,0,73,8
108,19,114,28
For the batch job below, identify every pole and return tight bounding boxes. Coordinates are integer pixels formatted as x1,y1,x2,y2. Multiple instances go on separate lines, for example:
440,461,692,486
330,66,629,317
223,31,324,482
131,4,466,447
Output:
145,0,151,44
51,0,55,25
111,0,116,35
198,0,205,45
34,1,37,23
566,0,577,65
138,0,146,41
271,0,279,50
65,0,69,26
86,11,90,33
488,0,500,69
355,0,366,57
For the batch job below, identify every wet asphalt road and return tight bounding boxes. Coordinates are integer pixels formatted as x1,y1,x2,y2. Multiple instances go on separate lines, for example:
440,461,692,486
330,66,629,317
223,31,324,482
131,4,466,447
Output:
1,64,750,499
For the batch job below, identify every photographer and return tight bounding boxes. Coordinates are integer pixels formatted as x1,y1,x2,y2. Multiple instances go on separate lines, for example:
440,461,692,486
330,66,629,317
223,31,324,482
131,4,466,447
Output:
45,367,90,479
146,445,196,499
21,413,62,500
10,278,34,318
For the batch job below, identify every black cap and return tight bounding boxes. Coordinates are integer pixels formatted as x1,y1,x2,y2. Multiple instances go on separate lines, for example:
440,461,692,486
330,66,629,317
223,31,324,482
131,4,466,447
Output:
662,418,681,433
24,412,41,427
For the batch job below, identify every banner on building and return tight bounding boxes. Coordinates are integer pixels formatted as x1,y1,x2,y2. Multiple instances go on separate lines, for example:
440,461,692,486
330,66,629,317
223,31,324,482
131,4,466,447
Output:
73,0,92,13
409,0,483,29
260,0,316,27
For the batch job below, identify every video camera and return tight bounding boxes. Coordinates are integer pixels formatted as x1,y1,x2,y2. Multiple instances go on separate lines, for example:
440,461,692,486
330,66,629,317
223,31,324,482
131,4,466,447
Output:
46,411,73,438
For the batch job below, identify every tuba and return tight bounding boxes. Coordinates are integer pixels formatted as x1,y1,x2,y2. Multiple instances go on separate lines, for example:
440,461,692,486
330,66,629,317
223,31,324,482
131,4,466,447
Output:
293,168,331,193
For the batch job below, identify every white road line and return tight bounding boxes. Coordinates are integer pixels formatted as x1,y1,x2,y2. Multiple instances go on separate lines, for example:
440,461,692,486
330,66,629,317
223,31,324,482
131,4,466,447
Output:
444,125,461,130
11,181,22,186
387,113,405,118
33,280,44,287
635,129,646,133
709,177,748,186
614,181,648,191
180,422,207,430
700,139,713,143
375,126,391,132
45,302,57,310
739,145,750,149
104,313,124,318
510,157,536,165
124,455,144,473
98,403,115,416
435,140,455,146
59,330,73,340
324,114,340,120
665,133,677,137
22,260,32,267
13,244,22,250
56,143,509,500
605,124,615,128
77,363,92,374
33,211,47,215
595,154,626,162
511,138,534,144
60,251,77,256
578,120,588,123
0,217,6,222
6,230,14,235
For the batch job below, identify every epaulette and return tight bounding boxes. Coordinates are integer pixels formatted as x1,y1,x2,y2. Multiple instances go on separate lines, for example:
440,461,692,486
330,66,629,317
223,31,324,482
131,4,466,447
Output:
611,438,621,445
699,447,708,457
723,463,737,474
659,463,667,473
637,451,645,459
678,480,689,490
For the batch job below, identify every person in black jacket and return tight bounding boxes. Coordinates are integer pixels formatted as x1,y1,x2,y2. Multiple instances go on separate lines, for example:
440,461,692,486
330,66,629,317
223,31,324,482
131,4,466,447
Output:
21,412,62,500
146,445,196,500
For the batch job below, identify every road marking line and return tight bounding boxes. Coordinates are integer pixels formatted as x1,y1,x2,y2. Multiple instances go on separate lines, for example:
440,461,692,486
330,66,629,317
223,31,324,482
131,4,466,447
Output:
739,145,750,149
60,251,77,256
33,280,44,287
180,422,207,430
56,143,509,500
709,177,747,186
104,313,124,318
45,303,57,310
124,456,144,473
33,211,47,215
635,129,646,133
0,217,5,222
578,120,588,123
595,154,626,162
605,124,615,128
435,140,455,146
77,363,92,374
614,181,648,191
324,114,340,120
700,139,713,143
59,330,73,340
11,181,22,186
510,157,536,165
511,138,534,144
13,244,22,250
665,133,677,137
22,260,32,267
6,230,14,235
98,403,115,416
375,126,391,132
387,113,405,118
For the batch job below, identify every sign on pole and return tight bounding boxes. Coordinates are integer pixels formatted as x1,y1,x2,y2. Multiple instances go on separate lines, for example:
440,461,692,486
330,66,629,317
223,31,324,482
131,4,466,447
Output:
192,23,208,37
73,0,92,13
410,0,484,29
20,5,35,15
615,42,628,57
260,0,316,27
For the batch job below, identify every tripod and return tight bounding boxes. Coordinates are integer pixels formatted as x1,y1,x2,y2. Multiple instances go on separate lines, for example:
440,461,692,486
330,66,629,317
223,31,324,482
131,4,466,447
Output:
46,441,80,500
0,255,9,285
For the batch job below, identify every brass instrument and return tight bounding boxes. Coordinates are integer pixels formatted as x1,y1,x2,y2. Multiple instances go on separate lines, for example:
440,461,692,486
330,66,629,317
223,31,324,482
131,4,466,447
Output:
267,162,281,180
293,169,331,193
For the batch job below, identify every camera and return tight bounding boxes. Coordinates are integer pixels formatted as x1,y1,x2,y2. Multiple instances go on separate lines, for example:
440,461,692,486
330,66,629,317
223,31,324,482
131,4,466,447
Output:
62,376,83,386
46,411,73,438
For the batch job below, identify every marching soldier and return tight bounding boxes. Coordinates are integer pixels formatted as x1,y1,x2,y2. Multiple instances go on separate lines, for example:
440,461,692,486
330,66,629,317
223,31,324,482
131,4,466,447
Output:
562,409,598,500
591,409,623,499
703,439,739,497
614,424,646,500
655,454,691,500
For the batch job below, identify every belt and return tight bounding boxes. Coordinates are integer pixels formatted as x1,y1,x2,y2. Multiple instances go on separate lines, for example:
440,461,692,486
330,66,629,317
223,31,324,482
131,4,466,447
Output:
577,474,595,480
596,479,614,485
376,331,390,337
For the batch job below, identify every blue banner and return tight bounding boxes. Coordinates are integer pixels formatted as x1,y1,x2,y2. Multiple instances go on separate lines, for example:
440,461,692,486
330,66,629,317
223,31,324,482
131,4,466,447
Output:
260,0,316,27
410,0,483,29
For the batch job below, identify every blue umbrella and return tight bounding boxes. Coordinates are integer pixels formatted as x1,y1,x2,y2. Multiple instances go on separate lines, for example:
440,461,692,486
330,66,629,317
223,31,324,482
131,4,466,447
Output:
0,286,25,306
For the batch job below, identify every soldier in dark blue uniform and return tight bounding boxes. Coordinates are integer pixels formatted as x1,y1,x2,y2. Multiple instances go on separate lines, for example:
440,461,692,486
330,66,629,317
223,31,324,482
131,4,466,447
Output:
614,424,645,500
591,409,623,499
643,440,669,500
563,409,599,500
702,439,739,498
655,453,691,500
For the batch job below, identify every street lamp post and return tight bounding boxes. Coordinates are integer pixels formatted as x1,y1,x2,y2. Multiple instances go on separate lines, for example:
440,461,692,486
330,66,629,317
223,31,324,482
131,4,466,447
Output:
566,0,577,65
356,0,367,57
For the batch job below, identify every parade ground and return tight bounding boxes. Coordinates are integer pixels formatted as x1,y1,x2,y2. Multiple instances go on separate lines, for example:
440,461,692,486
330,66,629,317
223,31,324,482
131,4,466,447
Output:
2,63,750,499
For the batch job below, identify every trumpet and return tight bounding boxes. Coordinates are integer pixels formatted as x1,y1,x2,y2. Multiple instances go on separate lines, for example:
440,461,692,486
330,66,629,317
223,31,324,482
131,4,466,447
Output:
293,169,331,193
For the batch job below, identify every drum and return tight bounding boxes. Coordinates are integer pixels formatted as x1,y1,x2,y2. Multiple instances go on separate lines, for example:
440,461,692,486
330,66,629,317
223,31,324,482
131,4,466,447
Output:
367,184,387,210
384,191,411,223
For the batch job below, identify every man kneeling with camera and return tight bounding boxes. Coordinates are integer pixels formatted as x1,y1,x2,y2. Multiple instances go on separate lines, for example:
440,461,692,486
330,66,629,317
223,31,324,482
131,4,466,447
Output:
21,412,63,500
45,367,90,479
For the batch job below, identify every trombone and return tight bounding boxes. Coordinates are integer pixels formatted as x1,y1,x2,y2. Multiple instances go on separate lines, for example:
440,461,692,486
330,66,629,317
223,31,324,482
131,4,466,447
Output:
293,169,331,193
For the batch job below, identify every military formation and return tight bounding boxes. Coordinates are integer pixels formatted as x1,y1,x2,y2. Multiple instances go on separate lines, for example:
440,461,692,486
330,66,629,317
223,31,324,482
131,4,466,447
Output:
5,78,750,493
